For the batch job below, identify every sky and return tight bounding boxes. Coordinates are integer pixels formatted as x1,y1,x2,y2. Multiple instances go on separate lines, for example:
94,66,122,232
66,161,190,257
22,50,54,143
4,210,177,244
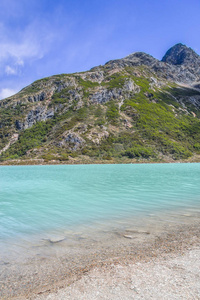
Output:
0,0,200,99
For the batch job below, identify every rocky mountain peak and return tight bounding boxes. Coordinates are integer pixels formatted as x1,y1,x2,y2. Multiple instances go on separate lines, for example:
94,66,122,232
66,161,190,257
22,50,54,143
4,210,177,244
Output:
124,52,157,66
161,43,200,66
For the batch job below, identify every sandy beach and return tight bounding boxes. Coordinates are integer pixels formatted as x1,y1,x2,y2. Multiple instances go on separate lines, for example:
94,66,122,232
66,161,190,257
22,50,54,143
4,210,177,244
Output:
1,212,200,300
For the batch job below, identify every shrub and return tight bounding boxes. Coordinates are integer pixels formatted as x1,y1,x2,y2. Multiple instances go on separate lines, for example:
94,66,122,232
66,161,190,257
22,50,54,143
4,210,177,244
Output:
194,143,200,151
42,154,58,161
76,77,99,89
59,153,69,161
122,146,155,159
102,73,127,89
106,102,120,125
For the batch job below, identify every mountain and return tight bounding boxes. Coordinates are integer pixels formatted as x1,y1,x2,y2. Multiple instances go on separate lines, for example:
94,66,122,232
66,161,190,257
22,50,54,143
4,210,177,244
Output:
162,43,200,85
0,43,200,164
162,43,200,66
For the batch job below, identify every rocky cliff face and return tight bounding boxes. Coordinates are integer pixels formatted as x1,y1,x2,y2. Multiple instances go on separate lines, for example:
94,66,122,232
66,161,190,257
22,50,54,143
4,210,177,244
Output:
0,44,200,164
162,43,200,83
162,43,200,66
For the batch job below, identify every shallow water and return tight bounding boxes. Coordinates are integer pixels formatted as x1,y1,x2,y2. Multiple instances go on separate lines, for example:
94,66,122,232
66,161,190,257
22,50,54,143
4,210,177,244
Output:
0,163,200,262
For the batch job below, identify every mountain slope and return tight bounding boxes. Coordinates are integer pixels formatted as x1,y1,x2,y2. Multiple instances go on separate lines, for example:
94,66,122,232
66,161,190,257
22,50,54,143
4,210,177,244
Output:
0,43,200,164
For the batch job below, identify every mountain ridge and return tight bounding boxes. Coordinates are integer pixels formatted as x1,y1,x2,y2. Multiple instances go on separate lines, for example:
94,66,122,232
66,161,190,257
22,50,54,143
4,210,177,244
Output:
0,43,200,164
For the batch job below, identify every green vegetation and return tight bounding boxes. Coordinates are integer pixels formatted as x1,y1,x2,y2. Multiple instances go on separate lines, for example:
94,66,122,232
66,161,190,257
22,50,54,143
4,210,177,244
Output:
3,121,53,158
51,88,72,104
122,146,155,159
194,143,200,151
20,84,40,94
120,91,200,159
155,86,200,117
0,105,91,160
41,152,69,162
132,76,150,92
74,77,99,98
106,101,120,125
102,73,127,89
76,77,99,89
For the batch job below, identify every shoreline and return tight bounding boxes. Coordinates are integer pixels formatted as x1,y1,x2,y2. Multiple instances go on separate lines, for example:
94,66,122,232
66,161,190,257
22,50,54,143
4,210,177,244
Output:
1,216,200,299
0,154,200,166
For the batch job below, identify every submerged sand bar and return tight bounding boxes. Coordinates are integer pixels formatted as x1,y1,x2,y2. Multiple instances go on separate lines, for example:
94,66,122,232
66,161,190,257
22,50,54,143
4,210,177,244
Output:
1,211,200,299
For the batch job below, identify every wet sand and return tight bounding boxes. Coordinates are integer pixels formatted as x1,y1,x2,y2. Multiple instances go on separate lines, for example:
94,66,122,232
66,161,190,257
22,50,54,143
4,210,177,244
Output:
1,212,200,299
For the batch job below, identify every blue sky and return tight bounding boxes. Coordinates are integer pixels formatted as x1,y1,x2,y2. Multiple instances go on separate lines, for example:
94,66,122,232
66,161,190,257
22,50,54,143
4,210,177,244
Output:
0,0,200,99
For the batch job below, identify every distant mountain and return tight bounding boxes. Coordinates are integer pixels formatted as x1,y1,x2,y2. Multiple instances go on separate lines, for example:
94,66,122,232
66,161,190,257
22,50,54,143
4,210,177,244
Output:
162,43,200,66
162,43,200,85
0,44,200,164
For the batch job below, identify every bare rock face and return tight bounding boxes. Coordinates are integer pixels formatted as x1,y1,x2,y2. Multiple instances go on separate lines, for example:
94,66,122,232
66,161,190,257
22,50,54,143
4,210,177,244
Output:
124,79,140,93
90,79,140,104
28,92,47,103
87,128,109,144
105,52,158,70
162,43,200,66
15,107,55,130
124,52,158,67
193,82,200,90
59,132,85,150
162,43,200,83
79,70,104,83
90,88,123,104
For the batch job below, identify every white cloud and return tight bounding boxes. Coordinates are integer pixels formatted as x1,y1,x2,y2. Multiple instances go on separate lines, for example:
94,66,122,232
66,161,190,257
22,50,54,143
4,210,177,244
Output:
0,20,55,76
16,58,24,66
0,88,18,99
0,37,43,64
5,65,17,75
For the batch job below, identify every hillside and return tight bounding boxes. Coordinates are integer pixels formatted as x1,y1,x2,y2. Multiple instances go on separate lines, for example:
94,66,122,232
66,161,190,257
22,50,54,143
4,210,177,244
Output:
0,43,200,164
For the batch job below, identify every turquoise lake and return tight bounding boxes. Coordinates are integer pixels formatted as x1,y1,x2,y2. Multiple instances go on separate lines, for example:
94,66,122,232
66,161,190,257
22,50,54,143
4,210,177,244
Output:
0,163,200,261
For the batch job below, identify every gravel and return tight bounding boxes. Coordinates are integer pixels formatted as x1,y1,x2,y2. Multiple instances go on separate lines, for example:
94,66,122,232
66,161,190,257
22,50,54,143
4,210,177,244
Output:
35,247,200,300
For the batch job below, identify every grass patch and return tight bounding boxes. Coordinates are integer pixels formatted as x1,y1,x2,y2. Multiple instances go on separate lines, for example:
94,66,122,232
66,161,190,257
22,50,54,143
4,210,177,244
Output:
76,77,99,89
102,73,127,89
106,101,120,125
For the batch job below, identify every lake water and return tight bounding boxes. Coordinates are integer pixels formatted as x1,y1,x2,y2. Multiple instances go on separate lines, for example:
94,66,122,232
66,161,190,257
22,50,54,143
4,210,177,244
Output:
0,163,200,263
